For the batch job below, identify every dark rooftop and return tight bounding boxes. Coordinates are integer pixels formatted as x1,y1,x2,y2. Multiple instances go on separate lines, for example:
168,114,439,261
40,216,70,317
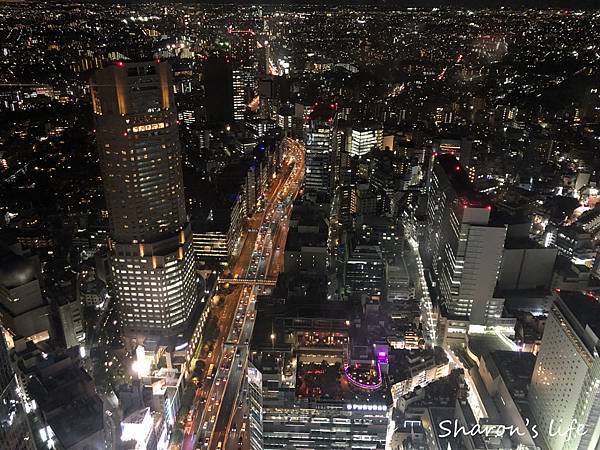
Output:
557,290,600,344
285,227,327,251
486,351,535,400
436,154,489,207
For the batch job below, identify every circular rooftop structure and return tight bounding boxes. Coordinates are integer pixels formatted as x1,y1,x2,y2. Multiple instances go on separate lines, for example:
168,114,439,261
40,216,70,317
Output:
0,253,36,289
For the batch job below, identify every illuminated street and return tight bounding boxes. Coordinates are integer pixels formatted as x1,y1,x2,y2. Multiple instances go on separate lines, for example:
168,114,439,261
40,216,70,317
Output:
182,137,304,450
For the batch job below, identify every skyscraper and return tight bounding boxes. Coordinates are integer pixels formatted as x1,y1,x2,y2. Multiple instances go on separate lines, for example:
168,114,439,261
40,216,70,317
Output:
529,291,600,450
232,68,246,122
203,57,234,126
304,104,338,194
427,154,506,326
91,61,198,341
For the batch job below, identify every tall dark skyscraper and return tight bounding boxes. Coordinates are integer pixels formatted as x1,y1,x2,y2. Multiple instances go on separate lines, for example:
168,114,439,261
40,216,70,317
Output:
91,61,198,342
203,57,235,126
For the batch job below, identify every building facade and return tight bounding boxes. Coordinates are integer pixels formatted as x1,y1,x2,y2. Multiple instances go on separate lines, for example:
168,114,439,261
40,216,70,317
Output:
350,124,383,157
427,154,506,326
304,105,338,194
529,292,600,450
248,362,389,450
91,61,199,341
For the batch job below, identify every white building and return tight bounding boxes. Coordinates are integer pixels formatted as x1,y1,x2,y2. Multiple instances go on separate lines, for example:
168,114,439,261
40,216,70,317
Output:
529,291,600,450
350,125,383,157
427,154,506,327
389,349,450,404
232,69,246,122
58,297,85,349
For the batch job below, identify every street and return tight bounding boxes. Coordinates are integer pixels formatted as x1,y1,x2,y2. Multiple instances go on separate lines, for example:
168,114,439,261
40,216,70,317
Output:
182,138,305,450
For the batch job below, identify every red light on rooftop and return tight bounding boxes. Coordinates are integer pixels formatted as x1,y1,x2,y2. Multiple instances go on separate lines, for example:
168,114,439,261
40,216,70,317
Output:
115,61,125,68
486,205,492,211
454,165,461,171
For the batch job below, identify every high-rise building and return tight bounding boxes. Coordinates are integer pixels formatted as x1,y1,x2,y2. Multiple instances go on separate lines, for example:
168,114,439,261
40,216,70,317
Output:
304,104,338,194
192,230,229,267
91,61,199,341
232,68,246,122
203,57,234,126
427,154,506,326
257,41,270,75
350,124,383,157
0,328,36,450
432,138,472,166
529,291,600,450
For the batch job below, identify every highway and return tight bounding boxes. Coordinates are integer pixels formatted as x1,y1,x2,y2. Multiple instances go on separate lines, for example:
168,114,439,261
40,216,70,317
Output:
182,138,305,450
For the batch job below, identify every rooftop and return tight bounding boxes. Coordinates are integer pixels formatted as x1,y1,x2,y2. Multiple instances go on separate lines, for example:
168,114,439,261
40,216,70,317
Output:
435,154,489,207
487,351,535,399
285,227,327,251
556,290,600,346
295,358,387,405
388,347,448,385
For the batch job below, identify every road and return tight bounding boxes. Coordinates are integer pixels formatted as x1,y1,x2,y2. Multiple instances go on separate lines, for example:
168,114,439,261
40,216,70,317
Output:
183,138,305,450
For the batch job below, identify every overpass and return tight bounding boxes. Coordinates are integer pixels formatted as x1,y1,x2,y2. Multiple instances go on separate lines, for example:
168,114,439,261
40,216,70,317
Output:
217,277,277,286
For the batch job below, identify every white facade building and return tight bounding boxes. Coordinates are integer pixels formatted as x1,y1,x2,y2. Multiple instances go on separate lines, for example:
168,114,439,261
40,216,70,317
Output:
350,125,383,156
529,292,600,450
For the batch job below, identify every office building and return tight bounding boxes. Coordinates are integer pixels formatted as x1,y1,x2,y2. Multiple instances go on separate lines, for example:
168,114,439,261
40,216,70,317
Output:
478,351,539,450
203,57,234,126
529,291,600,450
555,225,595,265
427,154,506,326
284,202,328,274
304,104,338,194
389,348,450,403
232,68,246,122
497,237,558,291
350,124,383,157
432,137,473,166
91,61,199,341
345,245,386,300
192,230,228,267
248,345,388,450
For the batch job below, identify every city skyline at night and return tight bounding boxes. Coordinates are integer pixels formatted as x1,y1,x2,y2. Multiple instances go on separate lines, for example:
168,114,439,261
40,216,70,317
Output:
1,2,600,450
